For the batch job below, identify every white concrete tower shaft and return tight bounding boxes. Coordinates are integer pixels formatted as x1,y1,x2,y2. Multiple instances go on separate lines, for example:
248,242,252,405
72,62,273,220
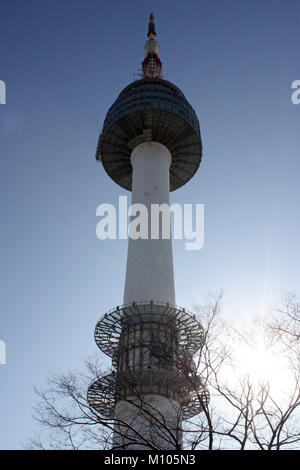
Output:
114,142,181,450
123,142,175,305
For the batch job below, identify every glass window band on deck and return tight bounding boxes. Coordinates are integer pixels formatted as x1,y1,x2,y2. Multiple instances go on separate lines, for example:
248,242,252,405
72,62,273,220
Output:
102,80,200,136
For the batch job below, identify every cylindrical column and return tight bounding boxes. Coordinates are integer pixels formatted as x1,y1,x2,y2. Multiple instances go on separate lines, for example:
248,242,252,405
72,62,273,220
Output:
113,142,181,449
114,395,182,450
123,142,175,305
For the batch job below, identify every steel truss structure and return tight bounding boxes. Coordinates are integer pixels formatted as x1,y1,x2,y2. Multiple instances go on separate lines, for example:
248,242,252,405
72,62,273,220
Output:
88,302,209,421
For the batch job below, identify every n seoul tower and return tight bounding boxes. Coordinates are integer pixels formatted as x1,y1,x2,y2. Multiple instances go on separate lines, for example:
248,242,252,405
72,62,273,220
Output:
88,14,209,450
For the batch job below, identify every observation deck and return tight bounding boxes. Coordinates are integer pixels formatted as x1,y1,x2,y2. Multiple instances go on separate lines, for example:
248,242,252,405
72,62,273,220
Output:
96,78,203,191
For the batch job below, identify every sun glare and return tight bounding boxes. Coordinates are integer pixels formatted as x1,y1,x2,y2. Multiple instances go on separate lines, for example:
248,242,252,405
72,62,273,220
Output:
238,342,277,383
231,334,292,398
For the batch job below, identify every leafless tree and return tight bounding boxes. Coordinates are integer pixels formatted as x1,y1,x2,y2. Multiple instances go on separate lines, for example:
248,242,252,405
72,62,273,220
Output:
29,293,300,450
272,293,300,346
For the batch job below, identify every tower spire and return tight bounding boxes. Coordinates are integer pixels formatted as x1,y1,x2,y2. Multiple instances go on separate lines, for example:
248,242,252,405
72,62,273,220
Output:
142,13,162,79
147,12,156,37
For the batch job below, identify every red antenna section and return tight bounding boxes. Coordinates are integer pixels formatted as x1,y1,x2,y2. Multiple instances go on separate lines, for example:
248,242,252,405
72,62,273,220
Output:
142,13,162,79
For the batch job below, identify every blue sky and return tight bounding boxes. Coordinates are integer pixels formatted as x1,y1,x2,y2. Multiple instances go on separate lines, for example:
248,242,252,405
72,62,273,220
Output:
0,0,299,449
